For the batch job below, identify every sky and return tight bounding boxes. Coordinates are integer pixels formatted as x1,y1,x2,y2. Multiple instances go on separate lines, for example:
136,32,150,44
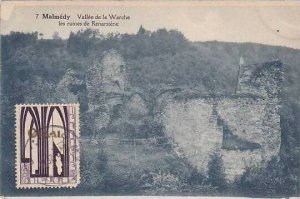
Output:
1,1,300,49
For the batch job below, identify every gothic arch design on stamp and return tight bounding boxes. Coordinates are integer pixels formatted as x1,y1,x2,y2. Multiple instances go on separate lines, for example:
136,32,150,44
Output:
15,104,80,188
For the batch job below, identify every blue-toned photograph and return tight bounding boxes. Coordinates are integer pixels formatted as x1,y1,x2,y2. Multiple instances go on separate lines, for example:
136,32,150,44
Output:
1,1,300,198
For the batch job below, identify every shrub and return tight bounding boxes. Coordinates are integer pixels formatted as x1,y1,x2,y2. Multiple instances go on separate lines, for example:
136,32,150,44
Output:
80,149,108,189
187,167,208,185
236,157,296,197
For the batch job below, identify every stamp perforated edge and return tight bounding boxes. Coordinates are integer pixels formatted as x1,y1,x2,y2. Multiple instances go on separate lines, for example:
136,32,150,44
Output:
15,103,80,189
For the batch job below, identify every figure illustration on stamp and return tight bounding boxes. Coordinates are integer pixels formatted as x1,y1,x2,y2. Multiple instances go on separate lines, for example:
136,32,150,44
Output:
55,153,63,176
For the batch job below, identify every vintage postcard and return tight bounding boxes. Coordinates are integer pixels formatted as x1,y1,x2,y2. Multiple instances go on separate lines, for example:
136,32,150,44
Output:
1,0,300,198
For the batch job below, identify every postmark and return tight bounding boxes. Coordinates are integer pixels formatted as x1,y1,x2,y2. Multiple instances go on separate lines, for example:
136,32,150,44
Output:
15,104,80,188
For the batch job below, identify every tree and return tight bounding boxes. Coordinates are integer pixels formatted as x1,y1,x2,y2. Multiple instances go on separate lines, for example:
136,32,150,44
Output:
85,57,105,138
54,68,82,103
67,29,99,56
207,151,227,190
52,31,61,40
23,77,55,103
137,25,146,35
86,59,103,104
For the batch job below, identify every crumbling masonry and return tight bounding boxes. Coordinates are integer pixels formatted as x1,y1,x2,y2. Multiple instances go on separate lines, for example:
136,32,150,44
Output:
162,61,284,180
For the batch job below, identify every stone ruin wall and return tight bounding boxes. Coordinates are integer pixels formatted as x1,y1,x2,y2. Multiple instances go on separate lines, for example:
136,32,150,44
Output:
161,61,284,181
87,56,284,181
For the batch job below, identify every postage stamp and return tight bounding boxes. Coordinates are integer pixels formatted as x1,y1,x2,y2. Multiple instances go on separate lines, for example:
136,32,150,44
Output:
15,104,80,188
